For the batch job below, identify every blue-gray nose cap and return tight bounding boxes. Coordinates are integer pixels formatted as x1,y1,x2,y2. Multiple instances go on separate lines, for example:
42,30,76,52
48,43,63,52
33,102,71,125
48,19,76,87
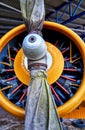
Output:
22,33,47,60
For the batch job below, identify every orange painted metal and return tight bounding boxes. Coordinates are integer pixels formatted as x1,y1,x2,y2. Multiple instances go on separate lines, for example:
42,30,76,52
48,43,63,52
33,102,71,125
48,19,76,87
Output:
0,22,85,118
14,42,64,85
63,102,85,119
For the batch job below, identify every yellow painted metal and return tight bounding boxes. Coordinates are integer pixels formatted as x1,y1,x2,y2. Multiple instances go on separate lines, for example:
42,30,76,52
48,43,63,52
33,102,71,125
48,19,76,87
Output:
0,90,25,118
0,21,85,118
63,103,85,119
14,42,64,85
14,48,31,86
0,25,26,52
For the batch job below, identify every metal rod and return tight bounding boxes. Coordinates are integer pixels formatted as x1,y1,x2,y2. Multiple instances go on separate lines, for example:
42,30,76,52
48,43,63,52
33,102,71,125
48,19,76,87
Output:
70,41,72,62
54,41,58,46
71,28,85,33
5,69,14,72
69,0,72,17
8,44,12,65
56,11,58,23
63,68,77,72
1,85,12,91
6,76,16,82
55,2,68,11
19,89,28,102
50,85,61,102
0,2,21,13
0,61,11,66
12,83,23,94
70,83,80,87
0,69,14,73
56,81,70,95
71,1,85,11
62,11,85,25
71,57,81,63
59,3,68,23
61,47,69,54
13,47,19,53
64,57,71,62
0,44,12,66
45,2,67,19
60,75,76,82
10,58,15,61
72,0,83,16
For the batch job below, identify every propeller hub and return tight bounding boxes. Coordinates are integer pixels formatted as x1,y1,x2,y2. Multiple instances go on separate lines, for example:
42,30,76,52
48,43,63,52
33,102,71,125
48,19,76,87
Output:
22,34,47,60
